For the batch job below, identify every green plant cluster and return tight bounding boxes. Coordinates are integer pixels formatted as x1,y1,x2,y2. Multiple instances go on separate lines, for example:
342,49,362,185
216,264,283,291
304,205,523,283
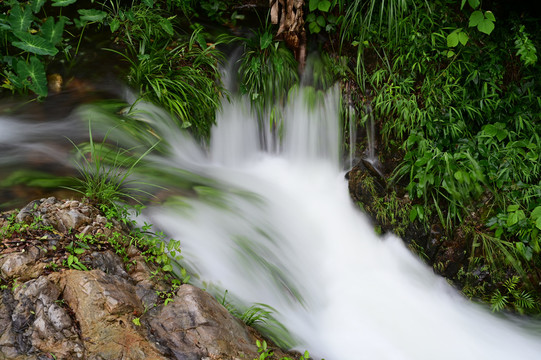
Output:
340,0,540,311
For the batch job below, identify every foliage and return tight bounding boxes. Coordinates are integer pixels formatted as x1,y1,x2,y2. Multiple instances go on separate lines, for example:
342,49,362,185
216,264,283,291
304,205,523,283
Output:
514,25,538,67
109,26,226,140
253,340,311,360
341,0,541,312
66,122,159,213
306,0,342,35
238,26,299,128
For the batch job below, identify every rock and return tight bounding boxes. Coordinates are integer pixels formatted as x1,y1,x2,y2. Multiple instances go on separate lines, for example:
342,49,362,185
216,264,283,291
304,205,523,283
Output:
0,275,84,359
1,198,297,360
0,246,47,281
146,284,260,360
61,270,166,360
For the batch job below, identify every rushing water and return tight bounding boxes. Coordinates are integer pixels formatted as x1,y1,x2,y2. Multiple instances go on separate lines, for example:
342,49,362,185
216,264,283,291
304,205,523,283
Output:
1,85,541,359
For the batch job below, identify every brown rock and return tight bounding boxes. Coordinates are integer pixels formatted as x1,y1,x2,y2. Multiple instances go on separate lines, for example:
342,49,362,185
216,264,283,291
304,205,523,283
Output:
146,284,259,360
0,246,48,281
61,270,167,360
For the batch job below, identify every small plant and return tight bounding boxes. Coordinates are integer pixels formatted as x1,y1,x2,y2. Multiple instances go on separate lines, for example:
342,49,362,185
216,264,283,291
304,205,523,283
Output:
66,121,159,213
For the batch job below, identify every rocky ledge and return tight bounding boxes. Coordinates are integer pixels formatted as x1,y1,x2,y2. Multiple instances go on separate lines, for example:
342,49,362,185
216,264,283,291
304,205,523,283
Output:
0,197,295,360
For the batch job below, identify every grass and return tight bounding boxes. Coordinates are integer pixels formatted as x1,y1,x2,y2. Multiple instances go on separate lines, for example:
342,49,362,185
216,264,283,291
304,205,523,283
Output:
66,121,159,214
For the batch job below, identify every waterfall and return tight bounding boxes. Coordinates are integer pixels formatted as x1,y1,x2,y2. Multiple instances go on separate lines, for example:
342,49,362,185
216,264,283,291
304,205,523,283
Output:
137,88,541,359
2,85,541,359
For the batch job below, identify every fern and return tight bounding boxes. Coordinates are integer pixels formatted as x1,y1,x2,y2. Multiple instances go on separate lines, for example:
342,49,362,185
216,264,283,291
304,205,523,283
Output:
490,289,509,312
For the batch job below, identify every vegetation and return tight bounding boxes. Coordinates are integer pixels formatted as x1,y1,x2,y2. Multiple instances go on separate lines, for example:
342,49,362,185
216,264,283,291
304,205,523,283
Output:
1,0,540,332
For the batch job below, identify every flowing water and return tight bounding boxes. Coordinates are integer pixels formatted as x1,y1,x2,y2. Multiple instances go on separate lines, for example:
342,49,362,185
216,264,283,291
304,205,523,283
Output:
1,85,541,359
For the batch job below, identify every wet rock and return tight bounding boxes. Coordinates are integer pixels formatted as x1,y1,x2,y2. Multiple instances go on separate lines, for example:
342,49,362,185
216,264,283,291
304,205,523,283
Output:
146,284,259,360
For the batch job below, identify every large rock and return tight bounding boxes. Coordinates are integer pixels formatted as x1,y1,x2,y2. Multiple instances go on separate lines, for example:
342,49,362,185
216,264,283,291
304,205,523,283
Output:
0,275,84,359
146,284,258,360
61,269,167,360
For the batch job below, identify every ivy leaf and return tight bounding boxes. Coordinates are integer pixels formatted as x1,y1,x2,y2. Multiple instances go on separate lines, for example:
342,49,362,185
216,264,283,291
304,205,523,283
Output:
16,56,48,97
8,4,33,33
447,30,459,47
52,0,77,7
469,10,484,27
12,31,58,56
309,0,320,12
477,17,495,35
458,31,469,45
32,0,47,13
78,9,107,23
485,11,496,22
531,206,541,220
318,0,331,12
308,21,321,34
467,0,480,9
316,15,326,27
41,17,65,46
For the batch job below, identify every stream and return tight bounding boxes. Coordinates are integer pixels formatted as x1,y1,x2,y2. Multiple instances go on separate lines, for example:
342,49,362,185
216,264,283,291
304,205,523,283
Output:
1,84,541,359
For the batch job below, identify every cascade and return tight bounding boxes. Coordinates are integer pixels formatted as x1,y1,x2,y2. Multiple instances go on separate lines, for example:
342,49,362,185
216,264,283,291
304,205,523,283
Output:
1,85,541,360
138,88,541,359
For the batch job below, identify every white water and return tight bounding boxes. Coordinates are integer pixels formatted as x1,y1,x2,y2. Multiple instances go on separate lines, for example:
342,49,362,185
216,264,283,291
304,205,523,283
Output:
2,87,541,359
138,87,541,359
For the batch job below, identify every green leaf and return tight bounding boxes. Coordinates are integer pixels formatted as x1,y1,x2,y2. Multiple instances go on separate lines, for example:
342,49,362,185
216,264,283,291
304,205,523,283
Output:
74,248,85,254
159,18,174,35
316,15,326,27
458,31,469,45
409,208,418,222
507,212,518,227
507,204,520,212
162,264,173,272
469,10,483,27
318,0,331,12
530,206,541,220
52,0,77,7
309,0,320,12
32,0,47,13
16,56,48,97
12,31,58,56
467,0,480,8
78,9,107,23
141,0,154,7
536,217,541,230
306,13,316,22
8,4,33,33
260,31,272,50
477,18,495,35
447,31,459,47
109,18,120,33
485,11,495,22
308,21,321,34
41,17,65,46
